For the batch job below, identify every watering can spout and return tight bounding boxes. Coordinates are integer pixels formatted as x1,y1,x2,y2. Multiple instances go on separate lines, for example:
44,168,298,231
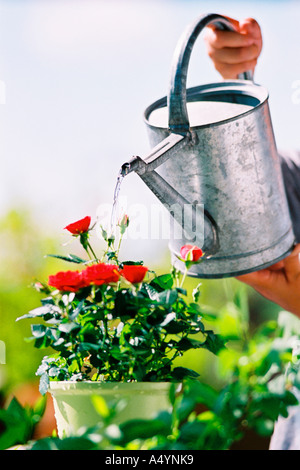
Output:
121,133,219,256
122,133,188,177
121,156,144,177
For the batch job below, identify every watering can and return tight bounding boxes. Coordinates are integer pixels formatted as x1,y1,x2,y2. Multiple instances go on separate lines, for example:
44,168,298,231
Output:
122,13,295,278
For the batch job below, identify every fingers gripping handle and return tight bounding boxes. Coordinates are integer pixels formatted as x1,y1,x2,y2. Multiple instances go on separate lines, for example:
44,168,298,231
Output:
168,13,253,133
214,20,253,81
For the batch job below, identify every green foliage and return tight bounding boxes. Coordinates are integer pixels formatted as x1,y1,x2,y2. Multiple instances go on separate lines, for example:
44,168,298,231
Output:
0,395,46,450
19,271,225,394
0,209,63,390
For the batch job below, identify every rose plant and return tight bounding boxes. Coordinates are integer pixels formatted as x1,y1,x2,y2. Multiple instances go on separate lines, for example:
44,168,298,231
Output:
6,214,300,449
18,215,225,396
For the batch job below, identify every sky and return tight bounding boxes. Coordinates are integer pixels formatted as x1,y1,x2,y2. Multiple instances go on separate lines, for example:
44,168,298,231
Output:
0,0,299,261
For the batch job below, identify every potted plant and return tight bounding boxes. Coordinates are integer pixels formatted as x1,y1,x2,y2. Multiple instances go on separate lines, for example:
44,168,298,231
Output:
18,214,225,437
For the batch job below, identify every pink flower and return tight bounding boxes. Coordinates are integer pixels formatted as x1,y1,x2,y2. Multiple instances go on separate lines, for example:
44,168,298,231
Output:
180,245,203,262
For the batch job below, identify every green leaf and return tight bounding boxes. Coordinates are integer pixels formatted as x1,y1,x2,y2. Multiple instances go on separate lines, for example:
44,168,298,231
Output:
58,322,80,334
121,260,144,266
100,225,108,241
39,373,50,395
150,274,174,292
233,285,249,321
155,289,178,306
162,319,188,334
252,417,274,437
30,436,98,450
168,383,178,406
142,283,161,301
0,398,33,450
31,324,47,338
170,367,200,380
202,331,226,355
80,232,89,250
117,418,170,445
91,395,110,419
187,302,202,315
46,253,88,264
179,420,207,442
174,337,204,351
146,308,169,326
16,304,61,321
33,395,47,419
69,299,85,320
174,395,197,423
186,380,219,410
114,289,139,319
78,342,100,352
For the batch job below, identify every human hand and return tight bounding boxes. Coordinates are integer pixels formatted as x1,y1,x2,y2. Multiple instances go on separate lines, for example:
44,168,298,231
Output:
204,16,263,79
236,244,300,317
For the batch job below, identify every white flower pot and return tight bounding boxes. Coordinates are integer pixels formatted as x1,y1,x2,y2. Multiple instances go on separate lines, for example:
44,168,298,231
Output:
49,381,175,438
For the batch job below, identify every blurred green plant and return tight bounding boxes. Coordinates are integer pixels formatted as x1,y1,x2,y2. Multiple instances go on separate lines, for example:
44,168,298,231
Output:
0,209,62,391
0,395,46,450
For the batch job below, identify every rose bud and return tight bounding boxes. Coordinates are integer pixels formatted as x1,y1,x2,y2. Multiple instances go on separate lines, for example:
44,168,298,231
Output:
180,244,203,262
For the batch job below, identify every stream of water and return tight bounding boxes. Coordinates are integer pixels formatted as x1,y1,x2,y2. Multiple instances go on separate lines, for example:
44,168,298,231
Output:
110,169,125,237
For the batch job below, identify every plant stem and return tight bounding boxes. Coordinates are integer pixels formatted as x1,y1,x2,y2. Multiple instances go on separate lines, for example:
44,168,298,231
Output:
115,232,124,259
87,241,99,262
180,266,188,288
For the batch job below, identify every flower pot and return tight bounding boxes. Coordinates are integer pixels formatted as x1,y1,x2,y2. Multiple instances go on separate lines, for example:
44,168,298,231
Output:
49,381,175,438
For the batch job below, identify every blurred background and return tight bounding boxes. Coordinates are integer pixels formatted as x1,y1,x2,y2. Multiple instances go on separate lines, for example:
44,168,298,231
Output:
0,0,299,442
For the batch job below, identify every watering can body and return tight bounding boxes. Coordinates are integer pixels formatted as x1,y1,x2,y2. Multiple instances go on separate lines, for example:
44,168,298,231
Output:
123,13,295,278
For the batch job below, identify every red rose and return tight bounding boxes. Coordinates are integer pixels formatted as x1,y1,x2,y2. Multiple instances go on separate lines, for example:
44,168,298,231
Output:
83,263,120,286
180,244,203,262
48,270,88,292
64,216,91,235
120,265,148,284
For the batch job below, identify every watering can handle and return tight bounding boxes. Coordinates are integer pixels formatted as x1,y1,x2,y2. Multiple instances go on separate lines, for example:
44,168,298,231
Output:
168,13,253,133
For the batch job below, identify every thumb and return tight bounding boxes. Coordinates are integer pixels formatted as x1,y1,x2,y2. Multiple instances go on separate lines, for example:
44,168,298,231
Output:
239,18,262,48
237,245,300,288
283,244,300,283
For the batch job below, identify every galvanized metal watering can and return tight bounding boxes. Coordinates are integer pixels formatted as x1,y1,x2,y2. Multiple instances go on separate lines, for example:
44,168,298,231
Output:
122,13,295,278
